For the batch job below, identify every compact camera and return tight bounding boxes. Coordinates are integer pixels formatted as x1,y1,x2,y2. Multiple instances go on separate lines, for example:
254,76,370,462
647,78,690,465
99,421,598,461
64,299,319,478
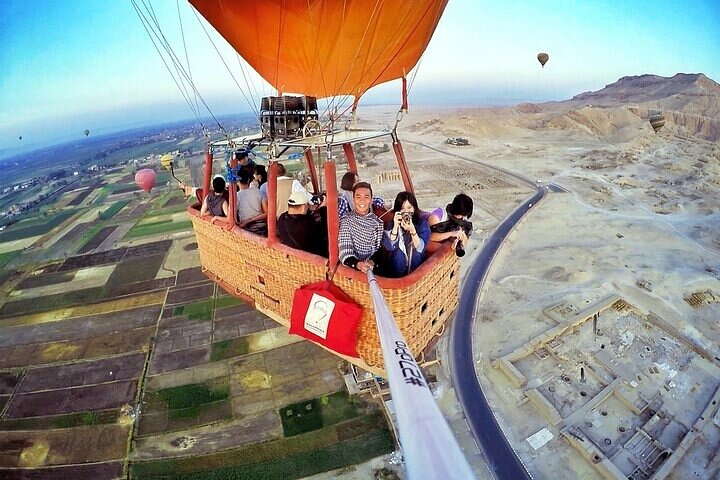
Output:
401,212,412,223
430,217,473,257
310,192,326,205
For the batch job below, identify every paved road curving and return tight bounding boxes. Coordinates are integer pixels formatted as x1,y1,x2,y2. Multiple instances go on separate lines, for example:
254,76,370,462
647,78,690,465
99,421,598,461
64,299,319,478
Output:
449,185,548,480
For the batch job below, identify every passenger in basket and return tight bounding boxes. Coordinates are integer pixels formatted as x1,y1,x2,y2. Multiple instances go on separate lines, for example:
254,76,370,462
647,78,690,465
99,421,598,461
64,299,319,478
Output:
339,182,384,273
427,193,473,257
234,149,256,171
259,163,309,201
337,171,386,218
199,175,228,219
236,170,267,235
277,191,329,257
382,191,431,277
251,164,267,189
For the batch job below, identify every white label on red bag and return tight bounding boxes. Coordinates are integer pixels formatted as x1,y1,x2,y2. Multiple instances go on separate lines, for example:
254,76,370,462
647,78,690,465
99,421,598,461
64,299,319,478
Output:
304,293,335,339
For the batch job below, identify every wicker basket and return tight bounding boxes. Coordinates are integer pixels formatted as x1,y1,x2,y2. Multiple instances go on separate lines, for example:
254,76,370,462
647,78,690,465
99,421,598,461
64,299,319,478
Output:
332,246,459,368
190,208,460,374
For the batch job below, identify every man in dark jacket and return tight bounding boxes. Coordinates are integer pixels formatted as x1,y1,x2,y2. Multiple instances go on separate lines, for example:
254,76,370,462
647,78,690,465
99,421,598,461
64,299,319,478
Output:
277,191,328,257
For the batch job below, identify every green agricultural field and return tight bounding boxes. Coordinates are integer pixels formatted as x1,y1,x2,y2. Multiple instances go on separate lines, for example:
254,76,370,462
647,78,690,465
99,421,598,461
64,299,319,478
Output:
147,203,190,218
144,381,231,420
210,338,250,361
0,409,118,431
172,296,243,321
75,224,104,250
129,413,393,480
0,209,77,243
125,219,192,239
156,171,171,185
280,391,359,438
0,249,22,268
0,285,106,317
106,254,166,286
99,200,131,220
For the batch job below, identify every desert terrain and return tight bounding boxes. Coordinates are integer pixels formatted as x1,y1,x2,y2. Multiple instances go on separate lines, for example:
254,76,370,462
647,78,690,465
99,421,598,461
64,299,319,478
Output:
386,73,720,480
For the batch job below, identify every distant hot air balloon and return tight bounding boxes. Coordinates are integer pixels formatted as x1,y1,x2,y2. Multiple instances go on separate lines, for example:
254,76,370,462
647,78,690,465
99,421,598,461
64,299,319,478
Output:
135,169,156,193
537,52,549,68
160,154,174,170
18,136,22,141
160,153,182,183
649,112,665,133
84,129,90,137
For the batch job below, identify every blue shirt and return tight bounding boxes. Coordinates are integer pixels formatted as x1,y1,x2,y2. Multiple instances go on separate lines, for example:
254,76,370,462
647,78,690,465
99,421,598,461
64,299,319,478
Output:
381,217,430,277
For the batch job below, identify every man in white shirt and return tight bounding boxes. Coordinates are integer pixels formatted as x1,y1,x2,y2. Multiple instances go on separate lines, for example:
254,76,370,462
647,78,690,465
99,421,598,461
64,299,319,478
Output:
237,170,267,234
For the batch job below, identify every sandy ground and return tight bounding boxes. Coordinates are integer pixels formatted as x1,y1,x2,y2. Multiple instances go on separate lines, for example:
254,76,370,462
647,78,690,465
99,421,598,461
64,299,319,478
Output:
357,102,720,479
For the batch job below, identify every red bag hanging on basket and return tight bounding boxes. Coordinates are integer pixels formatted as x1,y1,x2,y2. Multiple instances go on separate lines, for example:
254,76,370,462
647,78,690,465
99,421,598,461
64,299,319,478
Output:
289,280,363,358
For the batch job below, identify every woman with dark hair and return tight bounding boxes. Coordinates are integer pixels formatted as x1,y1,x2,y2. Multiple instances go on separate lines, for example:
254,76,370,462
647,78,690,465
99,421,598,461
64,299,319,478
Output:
199,175,229,219
252,164,267,189
427,193,473,256
382,191,431,277
338,182,384,273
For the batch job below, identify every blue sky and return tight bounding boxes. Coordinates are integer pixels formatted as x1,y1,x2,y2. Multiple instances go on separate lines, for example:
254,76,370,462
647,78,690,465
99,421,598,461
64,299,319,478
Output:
1,0,718,153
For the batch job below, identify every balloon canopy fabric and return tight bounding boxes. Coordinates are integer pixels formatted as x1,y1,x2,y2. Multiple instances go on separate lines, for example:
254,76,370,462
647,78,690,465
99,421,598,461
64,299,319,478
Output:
160,154,174,170
649,113,665,133
190,0,448,99
135,169,157,193
537,52,549,67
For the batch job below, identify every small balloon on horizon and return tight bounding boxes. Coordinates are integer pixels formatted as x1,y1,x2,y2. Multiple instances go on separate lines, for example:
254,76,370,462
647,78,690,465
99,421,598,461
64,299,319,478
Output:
537,52,549,68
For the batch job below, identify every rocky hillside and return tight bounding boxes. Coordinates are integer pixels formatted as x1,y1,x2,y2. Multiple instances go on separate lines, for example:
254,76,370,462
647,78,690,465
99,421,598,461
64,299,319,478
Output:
563,73,720,141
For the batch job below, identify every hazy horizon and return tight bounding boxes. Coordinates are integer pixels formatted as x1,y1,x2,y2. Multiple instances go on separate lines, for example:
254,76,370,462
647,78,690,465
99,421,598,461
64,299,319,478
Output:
2,0,718,152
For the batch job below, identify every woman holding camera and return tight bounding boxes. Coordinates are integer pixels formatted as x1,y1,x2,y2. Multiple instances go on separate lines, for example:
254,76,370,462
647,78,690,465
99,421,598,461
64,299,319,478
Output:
427,193,473,257
381,191,431,278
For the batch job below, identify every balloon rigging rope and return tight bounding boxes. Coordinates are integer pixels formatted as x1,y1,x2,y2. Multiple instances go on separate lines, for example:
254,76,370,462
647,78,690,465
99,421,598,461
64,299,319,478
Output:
131,0,203,127
236,52,263,109
330,0,423,124
176,0,202,124
406,1,445,98
304,0,334,123
190,6,259,120
132,0,226,136
325,0,384,123
359,1,437,109
145,0,197,115
274,1,287,96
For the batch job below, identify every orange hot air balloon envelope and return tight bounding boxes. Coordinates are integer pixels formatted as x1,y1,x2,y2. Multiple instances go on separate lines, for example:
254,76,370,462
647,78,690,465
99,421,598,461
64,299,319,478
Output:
135,169,157,193
537,52,549,67
189,0,448,99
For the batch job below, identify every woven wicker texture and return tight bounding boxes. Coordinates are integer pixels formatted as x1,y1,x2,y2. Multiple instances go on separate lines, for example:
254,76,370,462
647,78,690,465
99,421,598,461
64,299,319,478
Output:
191,215,460,369
333,251,459,367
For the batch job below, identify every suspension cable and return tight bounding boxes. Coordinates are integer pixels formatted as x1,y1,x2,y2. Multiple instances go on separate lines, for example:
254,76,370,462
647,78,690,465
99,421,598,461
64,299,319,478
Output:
190,7,260,118
144,0,202,122
177,0,203,123
132,0,202,126
274,2,287,95
310,0,423,129
237,53,263,111
344,0,440,126
132,0,226,137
